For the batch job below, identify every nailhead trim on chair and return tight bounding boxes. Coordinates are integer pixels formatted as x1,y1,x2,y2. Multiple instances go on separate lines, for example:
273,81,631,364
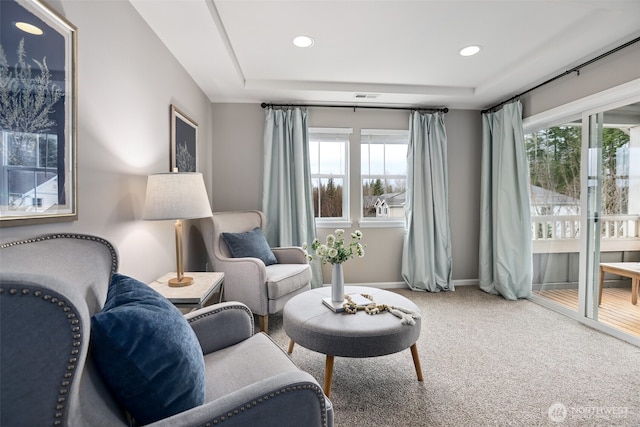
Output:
0,233,119,273
186,305,327,426
0,285,82,427
187,304,255,336
197,383,327,427
187,304,253,322
2,234,118,426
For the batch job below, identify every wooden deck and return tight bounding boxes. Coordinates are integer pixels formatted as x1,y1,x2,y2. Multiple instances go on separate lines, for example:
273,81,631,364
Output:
535,287,640,337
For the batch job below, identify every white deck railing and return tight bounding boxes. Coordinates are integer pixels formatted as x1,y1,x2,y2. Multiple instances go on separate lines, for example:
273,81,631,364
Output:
531,214,640,253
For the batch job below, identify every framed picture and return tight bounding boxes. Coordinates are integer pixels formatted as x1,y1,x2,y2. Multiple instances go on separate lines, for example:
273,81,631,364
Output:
170,105,198,172
0,0,77,227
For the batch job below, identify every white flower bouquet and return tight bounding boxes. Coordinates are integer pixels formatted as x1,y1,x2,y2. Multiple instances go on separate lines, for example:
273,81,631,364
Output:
304,229,365,265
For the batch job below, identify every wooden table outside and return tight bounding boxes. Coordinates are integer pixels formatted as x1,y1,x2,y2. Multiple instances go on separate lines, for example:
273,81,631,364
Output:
599,263,640,306
148,272,224,309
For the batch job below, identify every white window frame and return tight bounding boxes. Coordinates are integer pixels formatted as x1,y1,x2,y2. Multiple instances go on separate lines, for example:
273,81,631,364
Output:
309,127,352,228
359,129,409,228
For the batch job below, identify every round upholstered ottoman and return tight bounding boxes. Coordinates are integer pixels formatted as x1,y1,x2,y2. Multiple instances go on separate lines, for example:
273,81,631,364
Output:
283,286,423,397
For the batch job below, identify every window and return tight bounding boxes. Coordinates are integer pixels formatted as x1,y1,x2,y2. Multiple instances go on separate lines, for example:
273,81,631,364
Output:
360,129,408,220
526,124,583,218
526,123,631,240
1,131,59,212
4,131,58,168
309,128,351,222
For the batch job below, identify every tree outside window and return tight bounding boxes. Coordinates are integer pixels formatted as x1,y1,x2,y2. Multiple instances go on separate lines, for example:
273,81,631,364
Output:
526,125,630,217
309,129,350,220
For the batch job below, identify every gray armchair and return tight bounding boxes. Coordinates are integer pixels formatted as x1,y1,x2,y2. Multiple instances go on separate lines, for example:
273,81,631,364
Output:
0,233,332,427
204,211,312,333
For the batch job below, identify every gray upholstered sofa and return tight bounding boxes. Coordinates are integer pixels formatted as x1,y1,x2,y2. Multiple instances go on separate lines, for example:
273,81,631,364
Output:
0,233,332,427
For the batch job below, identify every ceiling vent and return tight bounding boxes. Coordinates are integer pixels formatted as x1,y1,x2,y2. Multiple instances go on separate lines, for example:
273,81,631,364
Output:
354,93,380,99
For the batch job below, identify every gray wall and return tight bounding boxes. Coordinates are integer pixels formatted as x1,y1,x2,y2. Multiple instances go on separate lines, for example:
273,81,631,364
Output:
210,104,482,284
521,40,640,118
1,0,213,284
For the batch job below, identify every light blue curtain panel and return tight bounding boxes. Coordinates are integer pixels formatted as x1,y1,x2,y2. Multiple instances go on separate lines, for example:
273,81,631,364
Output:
402,111,453,292
262,107,321,287
479,101,532,300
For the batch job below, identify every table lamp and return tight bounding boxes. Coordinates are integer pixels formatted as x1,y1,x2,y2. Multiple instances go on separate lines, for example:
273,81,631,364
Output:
143,172,212,287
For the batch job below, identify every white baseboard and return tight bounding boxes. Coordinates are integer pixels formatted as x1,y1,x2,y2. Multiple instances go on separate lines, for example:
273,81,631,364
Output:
322,279,479,290
452,279,479,287
321,282,405,289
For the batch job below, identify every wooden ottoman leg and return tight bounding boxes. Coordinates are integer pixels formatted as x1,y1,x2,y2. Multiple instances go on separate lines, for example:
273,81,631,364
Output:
287,339,295,354
323,355,335,398
410,343,424,382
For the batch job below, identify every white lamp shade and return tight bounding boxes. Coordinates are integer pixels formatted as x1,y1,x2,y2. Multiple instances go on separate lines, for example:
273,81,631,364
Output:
143,172,212,220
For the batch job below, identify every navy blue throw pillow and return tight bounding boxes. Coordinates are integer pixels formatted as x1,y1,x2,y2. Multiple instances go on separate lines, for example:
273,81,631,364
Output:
222,227,278,266
91,274,205,425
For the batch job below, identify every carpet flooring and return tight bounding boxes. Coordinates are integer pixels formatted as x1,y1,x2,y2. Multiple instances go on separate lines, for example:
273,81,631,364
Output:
267,286,640,427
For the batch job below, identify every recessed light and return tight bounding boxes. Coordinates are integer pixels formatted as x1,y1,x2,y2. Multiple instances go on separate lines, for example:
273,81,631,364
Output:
459,45,481,57
14,21,43,35
293,35,314,48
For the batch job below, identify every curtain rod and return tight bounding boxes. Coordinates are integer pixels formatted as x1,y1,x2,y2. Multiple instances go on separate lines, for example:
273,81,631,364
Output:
481,35,640,115
260,102,448,114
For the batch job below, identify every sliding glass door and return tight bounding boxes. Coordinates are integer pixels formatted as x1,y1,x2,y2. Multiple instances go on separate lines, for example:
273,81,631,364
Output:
527,120,582,315
583,103,640,338
526,93,640,344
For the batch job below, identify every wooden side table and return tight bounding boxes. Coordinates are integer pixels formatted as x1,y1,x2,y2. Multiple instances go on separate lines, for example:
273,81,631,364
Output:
148,272,224,309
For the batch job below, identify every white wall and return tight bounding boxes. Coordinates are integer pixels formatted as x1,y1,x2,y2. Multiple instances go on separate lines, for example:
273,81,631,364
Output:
1,0,213,284
210,104,482,285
